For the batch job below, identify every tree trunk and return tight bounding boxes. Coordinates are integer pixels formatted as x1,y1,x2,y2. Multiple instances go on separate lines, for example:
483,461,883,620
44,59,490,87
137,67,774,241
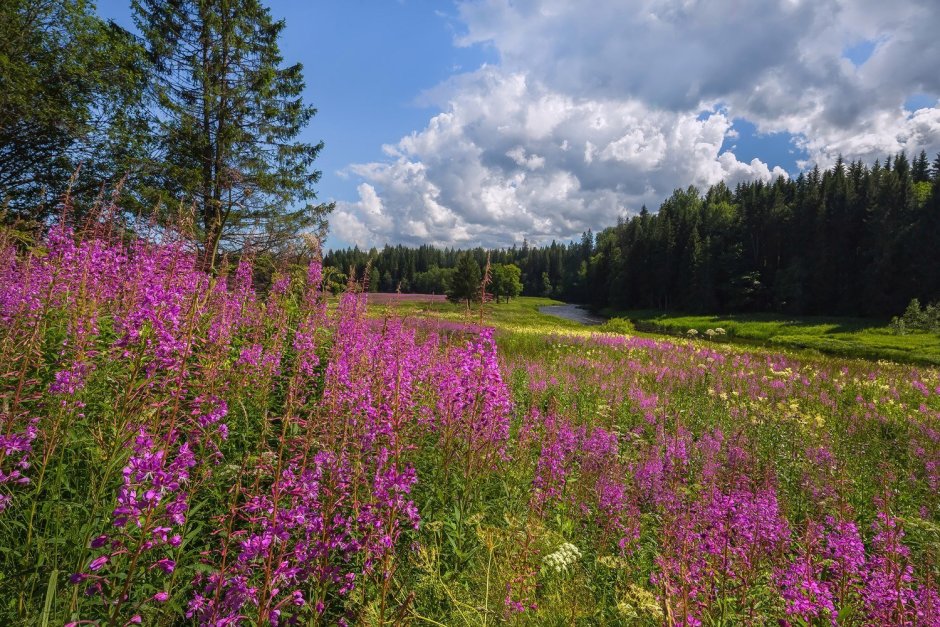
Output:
200,8,217,271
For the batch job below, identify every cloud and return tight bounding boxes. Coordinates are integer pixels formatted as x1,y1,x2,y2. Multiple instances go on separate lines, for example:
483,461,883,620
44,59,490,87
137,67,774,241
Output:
330,0,940,248
332,68,787,248
455,0,818,111
796,103,940,169
330,183,394,248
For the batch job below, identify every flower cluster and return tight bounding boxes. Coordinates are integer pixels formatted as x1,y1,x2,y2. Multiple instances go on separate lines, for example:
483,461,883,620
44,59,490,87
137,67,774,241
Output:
542,542,582,574
0,418,38,512
74,428,195,619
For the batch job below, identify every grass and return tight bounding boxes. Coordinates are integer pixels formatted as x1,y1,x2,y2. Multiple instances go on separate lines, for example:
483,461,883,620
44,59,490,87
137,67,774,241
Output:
364,295,940,366
358,294,940,622
600,309,940,366
366,295,594,336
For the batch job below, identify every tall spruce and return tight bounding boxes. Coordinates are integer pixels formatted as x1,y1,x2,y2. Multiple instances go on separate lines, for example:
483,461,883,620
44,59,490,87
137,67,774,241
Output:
913,150,931,183
132,0,332,267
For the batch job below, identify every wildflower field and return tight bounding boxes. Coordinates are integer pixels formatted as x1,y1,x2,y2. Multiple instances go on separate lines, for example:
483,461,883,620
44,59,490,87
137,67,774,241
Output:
2,223,940,626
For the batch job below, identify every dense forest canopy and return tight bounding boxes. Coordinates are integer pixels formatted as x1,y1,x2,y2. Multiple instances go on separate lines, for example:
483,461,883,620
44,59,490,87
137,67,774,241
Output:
326,151,940,317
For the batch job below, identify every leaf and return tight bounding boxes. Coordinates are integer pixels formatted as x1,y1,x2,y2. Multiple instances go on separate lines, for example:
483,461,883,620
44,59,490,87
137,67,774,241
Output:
40,568,57,627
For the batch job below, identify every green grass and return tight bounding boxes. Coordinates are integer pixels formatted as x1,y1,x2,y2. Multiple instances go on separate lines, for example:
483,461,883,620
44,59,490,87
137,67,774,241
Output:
364,295,940,365
601,309,940,365
368,296,592,335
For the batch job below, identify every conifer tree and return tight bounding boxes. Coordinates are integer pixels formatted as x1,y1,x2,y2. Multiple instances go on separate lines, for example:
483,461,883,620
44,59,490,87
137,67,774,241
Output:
132,0,332,267
448,254,481,308
913,150,931,183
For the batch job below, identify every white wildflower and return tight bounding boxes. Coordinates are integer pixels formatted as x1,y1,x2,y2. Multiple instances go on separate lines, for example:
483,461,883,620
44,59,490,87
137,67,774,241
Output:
542,542,582,574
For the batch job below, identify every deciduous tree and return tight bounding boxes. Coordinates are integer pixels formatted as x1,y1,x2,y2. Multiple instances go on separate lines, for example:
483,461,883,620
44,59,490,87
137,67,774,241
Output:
0,0,149,221
492,263,522,303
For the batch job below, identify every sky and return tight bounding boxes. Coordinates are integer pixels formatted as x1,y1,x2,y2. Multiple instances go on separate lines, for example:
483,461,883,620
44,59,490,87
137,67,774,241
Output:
96,0,940,251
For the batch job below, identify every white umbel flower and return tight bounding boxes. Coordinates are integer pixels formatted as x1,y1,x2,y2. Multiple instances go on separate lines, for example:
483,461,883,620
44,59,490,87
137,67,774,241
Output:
542,542,582,574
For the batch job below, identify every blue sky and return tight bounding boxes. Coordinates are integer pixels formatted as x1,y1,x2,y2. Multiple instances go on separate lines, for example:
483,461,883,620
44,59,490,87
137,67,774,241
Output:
96,1,940,250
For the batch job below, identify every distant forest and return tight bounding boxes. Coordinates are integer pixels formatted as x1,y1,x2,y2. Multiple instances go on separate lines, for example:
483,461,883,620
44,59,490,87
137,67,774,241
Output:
325,151,940,317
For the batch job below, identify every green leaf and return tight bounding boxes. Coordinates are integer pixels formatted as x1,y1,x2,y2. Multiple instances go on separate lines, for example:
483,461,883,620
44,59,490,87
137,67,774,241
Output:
40,568,58,627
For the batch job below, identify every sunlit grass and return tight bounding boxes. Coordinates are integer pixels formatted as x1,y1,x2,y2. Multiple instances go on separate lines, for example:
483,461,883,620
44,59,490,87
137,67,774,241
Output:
366,295,596,336
364,295,940,367
603,309,940,365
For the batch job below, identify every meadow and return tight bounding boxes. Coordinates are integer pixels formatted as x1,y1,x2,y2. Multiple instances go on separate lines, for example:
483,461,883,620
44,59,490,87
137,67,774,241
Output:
602,310,940,367
2,222,940,626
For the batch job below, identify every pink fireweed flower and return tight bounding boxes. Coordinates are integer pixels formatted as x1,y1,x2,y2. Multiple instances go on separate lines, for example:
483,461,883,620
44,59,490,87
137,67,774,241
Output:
862,509,918,623
88,555,109,571
112,430,196,528
433,327,513,472
774,522,836,625
75,427,196,621
358,447,420,570
190,450,378,624
824,516,865,586
531,415,582,511
0,418,39,513
153,558,176,574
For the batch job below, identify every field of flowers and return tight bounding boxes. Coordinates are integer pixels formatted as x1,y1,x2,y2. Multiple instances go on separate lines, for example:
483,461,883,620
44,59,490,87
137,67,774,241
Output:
2,221,940,625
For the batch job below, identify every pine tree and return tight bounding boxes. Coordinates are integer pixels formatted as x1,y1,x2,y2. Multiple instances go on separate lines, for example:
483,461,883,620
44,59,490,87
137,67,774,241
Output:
132,0,332,267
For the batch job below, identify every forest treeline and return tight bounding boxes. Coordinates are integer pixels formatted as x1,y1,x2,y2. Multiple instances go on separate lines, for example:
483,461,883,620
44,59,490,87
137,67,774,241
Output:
326,151,940,317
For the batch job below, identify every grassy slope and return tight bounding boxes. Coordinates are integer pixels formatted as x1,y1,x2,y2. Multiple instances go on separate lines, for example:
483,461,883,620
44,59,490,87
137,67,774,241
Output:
361,285,940,370
366,295,940,366
601,309,940,366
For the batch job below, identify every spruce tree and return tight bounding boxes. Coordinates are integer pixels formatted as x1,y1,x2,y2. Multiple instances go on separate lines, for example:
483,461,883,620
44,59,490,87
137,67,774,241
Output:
132,0,332,267
448,254,481,308
913,150,931,183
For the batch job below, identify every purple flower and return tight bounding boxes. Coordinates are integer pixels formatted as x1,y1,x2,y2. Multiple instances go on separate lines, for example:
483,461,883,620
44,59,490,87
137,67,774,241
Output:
88,555,109,571
153,558,175,574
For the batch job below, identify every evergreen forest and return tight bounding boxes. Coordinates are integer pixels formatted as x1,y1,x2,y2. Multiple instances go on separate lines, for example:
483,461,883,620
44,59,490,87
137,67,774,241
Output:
326,152,940,317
